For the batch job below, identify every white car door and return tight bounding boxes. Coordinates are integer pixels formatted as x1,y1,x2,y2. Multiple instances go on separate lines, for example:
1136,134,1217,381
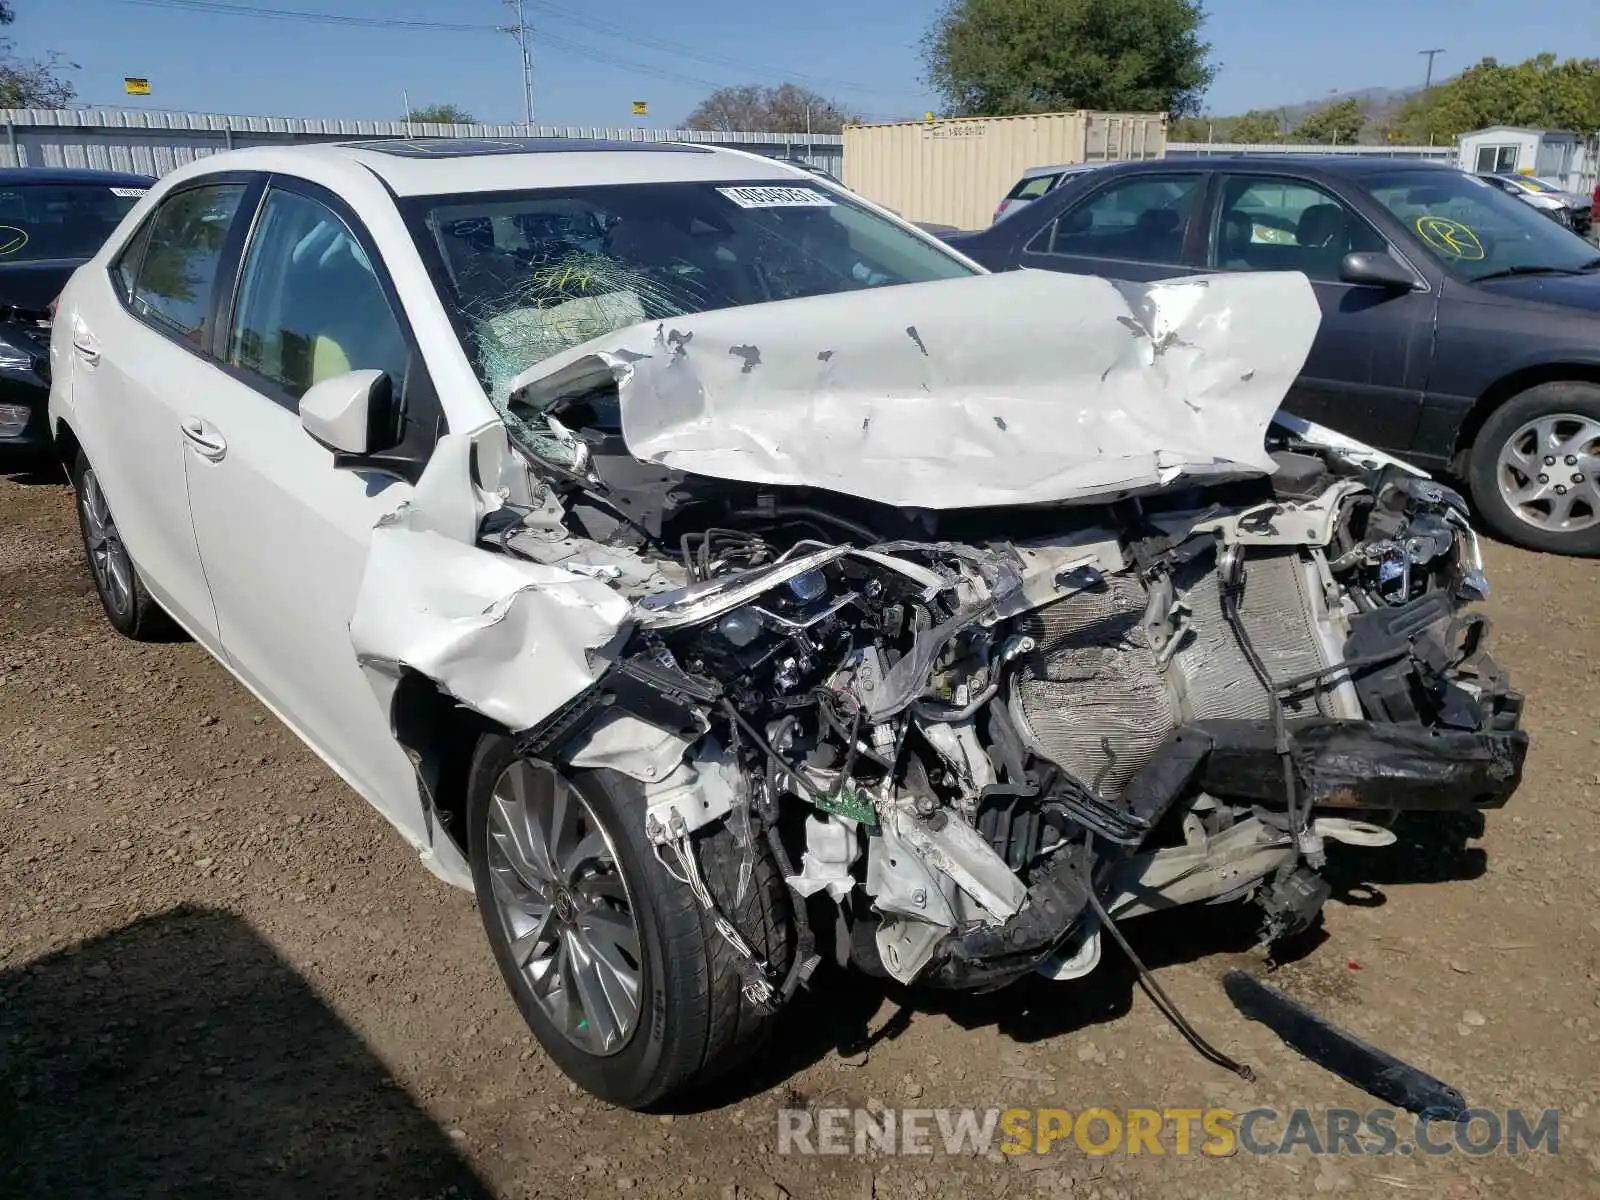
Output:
62,179,256,648
179,179,447,839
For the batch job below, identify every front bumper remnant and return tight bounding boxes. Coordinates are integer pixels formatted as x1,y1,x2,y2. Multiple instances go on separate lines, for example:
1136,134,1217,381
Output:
1224,970,1469,1119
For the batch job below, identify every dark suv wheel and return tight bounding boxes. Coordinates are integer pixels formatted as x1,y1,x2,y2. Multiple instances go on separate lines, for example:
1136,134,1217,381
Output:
1468,381,1600,556
465,733,793,1109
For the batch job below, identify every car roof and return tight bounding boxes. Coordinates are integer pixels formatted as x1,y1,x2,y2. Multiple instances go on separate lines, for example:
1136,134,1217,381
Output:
156,137,821,198
0,167,155,187
1102,155,1460,180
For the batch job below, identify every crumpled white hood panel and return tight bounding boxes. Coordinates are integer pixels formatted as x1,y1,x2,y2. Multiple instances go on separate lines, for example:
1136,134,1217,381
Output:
508,269,1323,509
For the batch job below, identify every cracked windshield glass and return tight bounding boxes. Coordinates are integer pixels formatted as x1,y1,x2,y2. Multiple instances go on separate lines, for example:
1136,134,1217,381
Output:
407,180,974,408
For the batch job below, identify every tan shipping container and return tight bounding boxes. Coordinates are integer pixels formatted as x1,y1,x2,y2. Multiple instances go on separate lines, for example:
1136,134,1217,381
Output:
843,111,1167,231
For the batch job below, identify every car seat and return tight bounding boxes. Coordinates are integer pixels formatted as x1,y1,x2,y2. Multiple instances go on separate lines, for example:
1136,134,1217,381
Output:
1133,208,1183,261
1295,204,1350,278
279,221,405,395
1219,210,1254,269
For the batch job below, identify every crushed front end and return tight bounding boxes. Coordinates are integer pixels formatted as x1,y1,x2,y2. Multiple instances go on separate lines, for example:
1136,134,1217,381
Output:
484,424,1523,998
352,270,1523,1017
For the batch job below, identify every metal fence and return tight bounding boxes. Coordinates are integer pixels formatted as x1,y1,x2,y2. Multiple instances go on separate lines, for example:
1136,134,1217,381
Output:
1167,142,1454,161
0,107,846,178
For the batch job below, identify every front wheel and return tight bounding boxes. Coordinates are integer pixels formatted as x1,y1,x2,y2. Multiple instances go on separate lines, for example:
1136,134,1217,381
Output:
465,733,793,1109
1467,381,1600,556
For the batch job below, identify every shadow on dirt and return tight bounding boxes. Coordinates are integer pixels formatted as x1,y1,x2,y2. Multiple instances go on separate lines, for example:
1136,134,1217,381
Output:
0,453,65,487
0,905,492,1199
686,808,1493,1109
1324,810,1489,904
683,898,1310,1110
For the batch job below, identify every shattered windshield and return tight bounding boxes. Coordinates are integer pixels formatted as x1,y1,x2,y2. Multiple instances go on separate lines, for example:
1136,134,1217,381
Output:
405,180,976,403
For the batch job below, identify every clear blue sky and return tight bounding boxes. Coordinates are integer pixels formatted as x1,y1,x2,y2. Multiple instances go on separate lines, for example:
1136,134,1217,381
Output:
14,0,1600,127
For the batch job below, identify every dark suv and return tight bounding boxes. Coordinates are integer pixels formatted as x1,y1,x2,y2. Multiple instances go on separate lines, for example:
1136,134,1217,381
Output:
946,157,1600,556
0,168,153,455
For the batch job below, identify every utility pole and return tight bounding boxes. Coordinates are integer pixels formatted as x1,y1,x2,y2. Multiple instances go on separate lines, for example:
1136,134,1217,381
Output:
1419,48,1445,90
501,0,535,131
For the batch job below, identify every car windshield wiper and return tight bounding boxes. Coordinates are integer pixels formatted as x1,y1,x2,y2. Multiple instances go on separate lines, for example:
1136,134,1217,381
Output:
1471,263,1595,282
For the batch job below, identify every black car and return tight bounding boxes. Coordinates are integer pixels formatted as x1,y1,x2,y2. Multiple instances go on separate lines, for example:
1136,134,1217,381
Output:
945,157,1600,556
0,168,153,455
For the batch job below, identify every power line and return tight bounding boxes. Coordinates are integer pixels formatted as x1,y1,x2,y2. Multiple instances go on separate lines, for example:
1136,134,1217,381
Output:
119,0,925,101
522,1,921,98
124,0,491,32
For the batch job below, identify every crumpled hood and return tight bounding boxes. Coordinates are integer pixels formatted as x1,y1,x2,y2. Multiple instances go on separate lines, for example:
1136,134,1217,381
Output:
505,269,1323,510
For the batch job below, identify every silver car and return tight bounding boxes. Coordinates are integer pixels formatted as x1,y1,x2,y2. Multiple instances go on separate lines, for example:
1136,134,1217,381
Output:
992,163,1101,224
1481,173,1593,234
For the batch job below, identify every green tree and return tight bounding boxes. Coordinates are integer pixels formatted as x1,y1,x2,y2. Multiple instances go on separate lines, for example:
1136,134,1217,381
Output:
921,0,1217,118
685,83,853,134
1292,97,1365,144
1228,109,1284,143
407,103,475,124
1394,54,1600,143
0,0,76,108
1169,115,1213,140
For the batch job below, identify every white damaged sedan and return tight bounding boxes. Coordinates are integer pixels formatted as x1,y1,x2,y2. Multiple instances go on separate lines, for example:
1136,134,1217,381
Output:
48,139,1525,1108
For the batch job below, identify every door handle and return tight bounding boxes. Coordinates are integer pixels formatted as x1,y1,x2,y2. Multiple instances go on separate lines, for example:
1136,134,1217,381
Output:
71,336,101,365
180,418,227,462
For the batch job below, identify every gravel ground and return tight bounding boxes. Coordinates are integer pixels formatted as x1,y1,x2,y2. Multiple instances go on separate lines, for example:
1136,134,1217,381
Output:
3,461,1600,1199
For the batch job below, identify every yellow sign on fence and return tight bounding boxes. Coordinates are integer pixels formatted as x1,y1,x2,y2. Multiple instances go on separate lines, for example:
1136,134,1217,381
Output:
124,77,151,96
631,100,647,116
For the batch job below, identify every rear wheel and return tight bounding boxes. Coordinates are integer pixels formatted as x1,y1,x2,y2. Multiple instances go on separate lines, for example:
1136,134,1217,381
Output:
466,733,792,1109
1467,382,1600,556
70,450,175,639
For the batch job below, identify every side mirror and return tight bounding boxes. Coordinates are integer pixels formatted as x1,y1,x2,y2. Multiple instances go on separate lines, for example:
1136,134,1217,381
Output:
300,368,390,455
1340,251,1419,291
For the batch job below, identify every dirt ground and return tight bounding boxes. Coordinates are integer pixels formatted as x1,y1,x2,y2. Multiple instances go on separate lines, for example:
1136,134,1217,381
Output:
3,461,1600,1200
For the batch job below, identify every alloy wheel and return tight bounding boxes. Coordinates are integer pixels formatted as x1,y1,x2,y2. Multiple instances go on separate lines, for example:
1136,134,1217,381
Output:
485,760,643,1056
80,468,134,616
1495,412,1600,533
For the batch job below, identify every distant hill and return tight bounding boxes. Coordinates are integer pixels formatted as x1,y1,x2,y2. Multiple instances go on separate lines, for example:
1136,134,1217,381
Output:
1277,85,1420,128
1193,81,1442,145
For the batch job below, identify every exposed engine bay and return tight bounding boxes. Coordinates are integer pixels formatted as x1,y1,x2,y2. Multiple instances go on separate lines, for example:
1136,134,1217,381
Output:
474,409,1524,1001
350,270,1524,1028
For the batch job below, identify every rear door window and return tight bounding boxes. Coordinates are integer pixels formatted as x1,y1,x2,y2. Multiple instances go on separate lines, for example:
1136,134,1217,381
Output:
128,183,250,347
1029,175,1202,265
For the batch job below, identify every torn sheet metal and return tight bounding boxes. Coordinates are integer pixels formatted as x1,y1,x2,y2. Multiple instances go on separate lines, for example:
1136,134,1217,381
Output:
349,506,631,732
506,269,1323,510
1272,411,1429,477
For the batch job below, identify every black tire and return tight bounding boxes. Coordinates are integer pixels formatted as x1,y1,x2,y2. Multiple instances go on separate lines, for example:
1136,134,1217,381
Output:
466,733,792,1109
69,450,176,640
1467,381,1600,557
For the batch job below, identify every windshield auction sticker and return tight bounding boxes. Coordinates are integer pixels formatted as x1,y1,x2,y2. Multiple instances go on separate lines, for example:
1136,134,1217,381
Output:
717,186,836,209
